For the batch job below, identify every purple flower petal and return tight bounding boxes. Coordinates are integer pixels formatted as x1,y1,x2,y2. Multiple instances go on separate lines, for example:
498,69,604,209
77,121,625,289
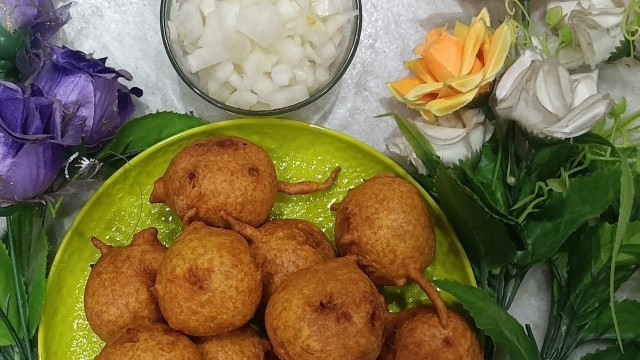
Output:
0,0,70,39
29,46,142,147
0,133,64,202
0,81,57,142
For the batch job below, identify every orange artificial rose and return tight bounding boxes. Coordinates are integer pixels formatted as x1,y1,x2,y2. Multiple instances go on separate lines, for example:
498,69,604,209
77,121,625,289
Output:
388,8,517,119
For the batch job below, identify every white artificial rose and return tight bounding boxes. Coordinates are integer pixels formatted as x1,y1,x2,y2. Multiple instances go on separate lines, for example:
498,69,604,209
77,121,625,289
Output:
387,109,493,172
547,0,627,69
494,50,613,138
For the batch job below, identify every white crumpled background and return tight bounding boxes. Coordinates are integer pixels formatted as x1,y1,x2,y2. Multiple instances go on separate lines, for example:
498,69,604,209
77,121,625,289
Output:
52,0,640,358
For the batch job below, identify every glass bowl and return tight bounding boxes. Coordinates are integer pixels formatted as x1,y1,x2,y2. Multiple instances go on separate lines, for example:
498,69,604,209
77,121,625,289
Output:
160,0,363,117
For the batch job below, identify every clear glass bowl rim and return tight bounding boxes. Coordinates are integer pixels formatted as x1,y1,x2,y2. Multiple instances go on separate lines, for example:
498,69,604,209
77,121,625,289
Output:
159,0,364,117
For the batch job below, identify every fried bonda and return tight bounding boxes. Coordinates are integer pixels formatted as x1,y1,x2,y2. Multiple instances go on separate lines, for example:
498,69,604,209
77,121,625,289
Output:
265,257,385,360
96,322,201,360
194,326,271,360
379,306,483,360
331,174,448,327
154,222,261,336
84,228,166,343
221,213,336,306
150,136,340,228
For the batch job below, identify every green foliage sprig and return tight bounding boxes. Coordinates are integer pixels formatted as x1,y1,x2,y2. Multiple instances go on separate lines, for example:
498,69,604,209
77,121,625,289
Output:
388,102,640,359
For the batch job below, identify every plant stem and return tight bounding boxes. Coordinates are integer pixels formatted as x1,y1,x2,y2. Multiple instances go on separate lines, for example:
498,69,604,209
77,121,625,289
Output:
484,335,496,360
522,0,531,29
0,309,27,360
504,271,525,309
7,221,32,360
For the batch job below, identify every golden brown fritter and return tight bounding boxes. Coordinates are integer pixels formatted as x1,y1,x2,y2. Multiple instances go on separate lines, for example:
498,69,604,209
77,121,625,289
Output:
265,257,385,360
379,306,483,360
221,214,336,306
332,174,448,327
150,135,341,228
154,222,261,336
84,228,166,343
96,322,202,360
194,326,271,360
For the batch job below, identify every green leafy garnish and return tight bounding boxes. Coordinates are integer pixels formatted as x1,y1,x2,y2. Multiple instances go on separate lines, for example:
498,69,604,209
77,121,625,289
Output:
434,279,540,360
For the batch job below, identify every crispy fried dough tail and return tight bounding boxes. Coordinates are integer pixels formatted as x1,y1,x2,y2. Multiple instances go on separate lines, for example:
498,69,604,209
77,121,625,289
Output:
408,270,449,328
149,178,166,203
91,237,111,255
220,211,263,244
131,227,160,246
278,166,341,195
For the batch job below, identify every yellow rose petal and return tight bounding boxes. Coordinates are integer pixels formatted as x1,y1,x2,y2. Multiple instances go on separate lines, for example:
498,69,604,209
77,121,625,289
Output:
453,21,469,42
404,82,444,102
427,88,480,116
405,59,438,83
483,20,517,83
387,76,424,102
476,7,491,27
480,32,492,64
425,27,447,46
445,70,485,93
460,16,486,76
471,57,483,74
422,32,464,81
419,108,436,120
411,93,438,105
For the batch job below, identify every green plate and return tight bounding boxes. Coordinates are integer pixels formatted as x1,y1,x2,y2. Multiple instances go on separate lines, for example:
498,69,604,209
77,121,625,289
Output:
38,118,475,359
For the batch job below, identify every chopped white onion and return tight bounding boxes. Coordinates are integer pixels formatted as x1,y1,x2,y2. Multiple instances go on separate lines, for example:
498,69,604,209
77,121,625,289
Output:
236,4,284,48
227,90,259,108
170,0,356,110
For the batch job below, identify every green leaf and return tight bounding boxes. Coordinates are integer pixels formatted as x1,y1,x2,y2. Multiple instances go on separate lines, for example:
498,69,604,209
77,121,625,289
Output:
7,204,48,336
381,113,443,193
0,203,30,217
0,241,19,346
516,143,572,208
609,151,635,349
456,137,515,223
607,38,634,63
0,27,28,82
618,244,640,264
435,170,517,274
545,6,564,27
583,300,640,342
96,111,208,167
517,168,621,267
563,222,640,326
433,279,541,360
581,342,640,360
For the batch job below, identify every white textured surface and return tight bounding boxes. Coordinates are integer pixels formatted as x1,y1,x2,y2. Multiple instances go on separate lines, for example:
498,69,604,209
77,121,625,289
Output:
53,0,639,358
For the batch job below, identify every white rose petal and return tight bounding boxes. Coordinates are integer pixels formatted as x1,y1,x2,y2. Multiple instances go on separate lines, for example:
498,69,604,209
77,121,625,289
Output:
387,109,494,172
494,50,613,139
547,0,626,69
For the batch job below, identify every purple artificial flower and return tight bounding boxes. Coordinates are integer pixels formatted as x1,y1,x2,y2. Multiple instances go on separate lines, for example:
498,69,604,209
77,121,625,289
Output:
29,45,143,147
0,81,65,203
0,0,70,39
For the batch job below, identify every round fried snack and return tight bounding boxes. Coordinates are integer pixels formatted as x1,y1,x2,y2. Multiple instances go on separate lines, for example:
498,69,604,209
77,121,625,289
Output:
150,135,341,228
331,174,448,327
221,213,336,305
194,326,271,360
96,322,201,360
379,306,483,360
84,227,166,343
265,257,385,360
154,221,261,336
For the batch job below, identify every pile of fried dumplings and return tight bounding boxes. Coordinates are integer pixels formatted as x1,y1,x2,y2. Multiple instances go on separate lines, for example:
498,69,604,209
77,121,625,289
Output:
83,135,483,360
